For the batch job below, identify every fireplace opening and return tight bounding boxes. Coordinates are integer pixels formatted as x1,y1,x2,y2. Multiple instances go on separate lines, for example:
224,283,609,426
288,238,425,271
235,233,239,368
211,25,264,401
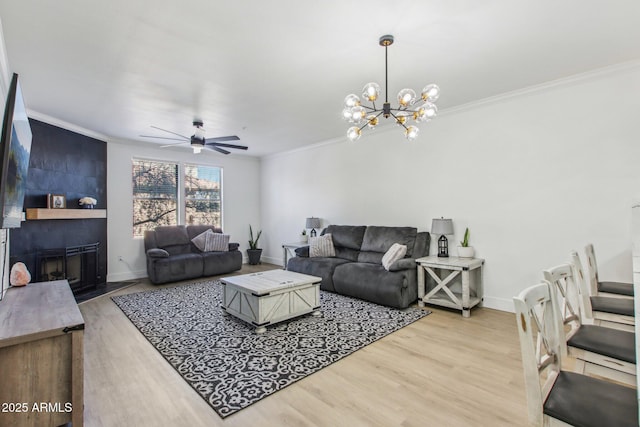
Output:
37,243,100,294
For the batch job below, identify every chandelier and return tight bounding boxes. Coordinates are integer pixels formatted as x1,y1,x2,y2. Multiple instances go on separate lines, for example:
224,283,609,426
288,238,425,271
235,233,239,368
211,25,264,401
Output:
342,35,440,142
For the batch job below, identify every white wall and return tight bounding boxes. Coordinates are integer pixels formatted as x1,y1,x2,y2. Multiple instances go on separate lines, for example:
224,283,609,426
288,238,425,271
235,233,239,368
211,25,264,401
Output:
107,141,261,282
261,62,640,312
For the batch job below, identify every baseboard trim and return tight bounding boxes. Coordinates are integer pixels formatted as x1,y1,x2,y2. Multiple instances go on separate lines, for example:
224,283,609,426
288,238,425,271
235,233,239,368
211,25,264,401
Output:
107,270,147,283
482,296,514,313
260,255,283,267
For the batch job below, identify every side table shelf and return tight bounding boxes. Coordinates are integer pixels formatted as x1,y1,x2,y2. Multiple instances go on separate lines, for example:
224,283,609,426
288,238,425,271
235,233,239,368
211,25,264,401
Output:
416,256,485,317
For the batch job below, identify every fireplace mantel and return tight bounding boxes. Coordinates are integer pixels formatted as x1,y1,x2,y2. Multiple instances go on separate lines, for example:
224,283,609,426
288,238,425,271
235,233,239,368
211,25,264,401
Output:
26,208,107,220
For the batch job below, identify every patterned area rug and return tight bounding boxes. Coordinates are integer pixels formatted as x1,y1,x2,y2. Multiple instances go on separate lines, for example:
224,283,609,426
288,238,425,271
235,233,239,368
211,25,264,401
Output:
112,280,430,418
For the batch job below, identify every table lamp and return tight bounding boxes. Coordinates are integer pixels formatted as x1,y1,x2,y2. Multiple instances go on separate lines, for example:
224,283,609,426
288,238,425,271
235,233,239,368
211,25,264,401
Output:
431,218,454,257
306,217,321,237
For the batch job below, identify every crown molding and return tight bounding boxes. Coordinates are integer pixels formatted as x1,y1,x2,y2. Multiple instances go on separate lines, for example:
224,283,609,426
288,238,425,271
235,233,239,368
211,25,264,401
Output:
266,60,640,160
441,60,640,117
26,109,111,142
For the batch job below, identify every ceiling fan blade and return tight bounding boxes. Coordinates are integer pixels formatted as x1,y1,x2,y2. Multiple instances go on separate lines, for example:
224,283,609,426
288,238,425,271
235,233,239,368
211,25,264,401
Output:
206,142,249,150
207,145,231,155
140,135,186,141
150,125,190,140
159,141,189,148
204,135,240,143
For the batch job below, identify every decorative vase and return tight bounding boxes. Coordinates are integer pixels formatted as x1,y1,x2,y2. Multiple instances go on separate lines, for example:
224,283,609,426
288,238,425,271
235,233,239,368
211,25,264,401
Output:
301,235,308,243
247,249,263,265
82,204,94,209
457,246,475,258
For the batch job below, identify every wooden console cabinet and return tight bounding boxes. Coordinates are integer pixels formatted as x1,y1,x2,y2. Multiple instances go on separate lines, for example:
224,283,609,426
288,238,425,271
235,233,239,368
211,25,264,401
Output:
0,280,84,427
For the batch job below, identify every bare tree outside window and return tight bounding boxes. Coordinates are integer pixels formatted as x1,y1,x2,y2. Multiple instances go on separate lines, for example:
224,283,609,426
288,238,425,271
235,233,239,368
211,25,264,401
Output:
132,159,178,237
132,160,223,237
184,164,222,227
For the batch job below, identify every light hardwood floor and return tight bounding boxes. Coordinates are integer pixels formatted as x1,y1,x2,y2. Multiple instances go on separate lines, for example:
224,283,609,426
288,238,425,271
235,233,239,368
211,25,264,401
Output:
79,264,529,426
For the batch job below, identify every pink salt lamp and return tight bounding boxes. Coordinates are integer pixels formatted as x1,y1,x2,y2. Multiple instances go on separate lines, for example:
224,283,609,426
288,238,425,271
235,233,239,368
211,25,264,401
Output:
10,262,31,287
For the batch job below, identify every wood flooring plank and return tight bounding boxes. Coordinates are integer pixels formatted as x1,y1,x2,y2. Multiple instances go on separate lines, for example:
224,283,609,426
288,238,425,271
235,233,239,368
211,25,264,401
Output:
79,265,529,426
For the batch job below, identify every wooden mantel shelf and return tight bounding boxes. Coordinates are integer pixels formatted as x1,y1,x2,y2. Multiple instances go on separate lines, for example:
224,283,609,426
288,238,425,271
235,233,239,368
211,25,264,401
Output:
26,208,106,220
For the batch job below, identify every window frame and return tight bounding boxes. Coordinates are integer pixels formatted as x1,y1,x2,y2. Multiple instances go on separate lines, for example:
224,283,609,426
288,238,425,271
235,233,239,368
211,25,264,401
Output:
131,157,224,238
183,162,224,228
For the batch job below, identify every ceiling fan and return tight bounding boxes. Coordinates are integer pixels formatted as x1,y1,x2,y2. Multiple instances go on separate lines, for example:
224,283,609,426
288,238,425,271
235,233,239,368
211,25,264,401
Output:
140,120,248,155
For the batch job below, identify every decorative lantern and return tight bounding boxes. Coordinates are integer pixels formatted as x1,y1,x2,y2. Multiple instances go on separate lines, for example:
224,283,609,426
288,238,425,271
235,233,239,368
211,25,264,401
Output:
431,218,454,257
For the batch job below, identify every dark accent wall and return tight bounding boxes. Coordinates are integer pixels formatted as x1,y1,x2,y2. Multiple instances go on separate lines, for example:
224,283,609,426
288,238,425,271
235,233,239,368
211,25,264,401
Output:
9,119,107,286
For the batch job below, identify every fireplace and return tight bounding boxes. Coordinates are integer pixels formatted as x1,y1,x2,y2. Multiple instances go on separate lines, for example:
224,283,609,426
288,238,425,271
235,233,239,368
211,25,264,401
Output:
36,243,100,294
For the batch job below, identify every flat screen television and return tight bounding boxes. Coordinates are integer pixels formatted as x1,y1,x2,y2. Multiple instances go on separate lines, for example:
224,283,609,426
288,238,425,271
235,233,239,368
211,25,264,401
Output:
0,73,32,229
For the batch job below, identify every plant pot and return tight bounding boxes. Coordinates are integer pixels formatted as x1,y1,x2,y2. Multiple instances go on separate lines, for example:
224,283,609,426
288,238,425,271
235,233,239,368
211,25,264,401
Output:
300,235,308,243
457,246,475,258
247,249,263,265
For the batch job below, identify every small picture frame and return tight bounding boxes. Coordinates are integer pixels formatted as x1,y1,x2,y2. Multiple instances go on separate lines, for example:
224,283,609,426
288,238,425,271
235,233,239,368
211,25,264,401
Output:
49,194,66,209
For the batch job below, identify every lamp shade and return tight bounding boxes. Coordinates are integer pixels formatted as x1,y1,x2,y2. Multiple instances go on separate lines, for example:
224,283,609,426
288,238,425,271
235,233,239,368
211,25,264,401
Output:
431,218,453,235
306,217,321,229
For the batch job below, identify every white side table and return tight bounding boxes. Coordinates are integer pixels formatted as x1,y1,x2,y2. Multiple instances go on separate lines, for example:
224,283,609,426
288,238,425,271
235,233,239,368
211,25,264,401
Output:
282,241,307,269
416,255,485,317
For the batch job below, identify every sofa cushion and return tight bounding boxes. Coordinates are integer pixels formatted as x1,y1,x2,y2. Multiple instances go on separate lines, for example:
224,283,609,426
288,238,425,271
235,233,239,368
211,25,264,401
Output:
358,251,384,264
360,226,417,255
154,225,192,255
295,246,310,257
310,234,336,257
147,248,169,258
149,253,204,283
324,225,367,250
191,229,229,252
388,258,417,271
287,256,350,293
333,262,418,309
202,250,243,276
382,243,407,271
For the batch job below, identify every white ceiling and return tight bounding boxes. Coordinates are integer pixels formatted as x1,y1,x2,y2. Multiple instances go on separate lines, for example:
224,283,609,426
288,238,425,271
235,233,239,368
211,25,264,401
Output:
0,1,638,157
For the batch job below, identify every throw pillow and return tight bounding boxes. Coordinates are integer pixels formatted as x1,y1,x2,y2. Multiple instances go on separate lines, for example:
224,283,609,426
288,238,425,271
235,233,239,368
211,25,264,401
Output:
191,229,230,252
309,233,336,257
382,243,407,271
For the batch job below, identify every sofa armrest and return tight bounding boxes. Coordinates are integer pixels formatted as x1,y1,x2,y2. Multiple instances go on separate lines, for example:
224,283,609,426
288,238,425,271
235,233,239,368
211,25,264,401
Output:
295,246,310,257
229,242,240,251
147,248,170,258
388,258,416,272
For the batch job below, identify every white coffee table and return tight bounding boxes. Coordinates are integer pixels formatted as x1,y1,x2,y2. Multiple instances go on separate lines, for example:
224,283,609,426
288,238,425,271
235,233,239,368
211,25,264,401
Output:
220,270,322,333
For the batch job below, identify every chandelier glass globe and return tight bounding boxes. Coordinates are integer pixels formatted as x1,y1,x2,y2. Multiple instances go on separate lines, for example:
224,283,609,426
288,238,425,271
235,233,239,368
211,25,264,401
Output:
362,82,380,102
344,94,361,108
405,126,419,141
421,83,440,103
347,126,362,142
397,88,417,107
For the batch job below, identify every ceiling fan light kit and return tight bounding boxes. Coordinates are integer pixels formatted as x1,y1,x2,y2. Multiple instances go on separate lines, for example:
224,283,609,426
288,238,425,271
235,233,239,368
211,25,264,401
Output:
141,120,248,155
343,35,440,142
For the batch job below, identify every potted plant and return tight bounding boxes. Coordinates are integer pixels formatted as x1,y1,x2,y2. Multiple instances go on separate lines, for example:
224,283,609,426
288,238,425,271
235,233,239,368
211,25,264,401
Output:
247,225,263,265
457,227,475,258
300,229,308,243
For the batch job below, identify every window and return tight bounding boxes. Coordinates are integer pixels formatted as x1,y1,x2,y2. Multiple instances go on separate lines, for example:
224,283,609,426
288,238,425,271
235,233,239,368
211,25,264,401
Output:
132,160,223,237
184,164,222,226
132,159,178,237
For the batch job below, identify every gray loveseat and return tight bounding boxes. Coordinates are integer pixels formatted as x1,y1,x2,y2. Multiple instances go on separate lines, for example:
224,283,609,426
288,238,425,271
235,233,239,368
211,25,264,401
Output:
144,225,242,285
287,225,430,309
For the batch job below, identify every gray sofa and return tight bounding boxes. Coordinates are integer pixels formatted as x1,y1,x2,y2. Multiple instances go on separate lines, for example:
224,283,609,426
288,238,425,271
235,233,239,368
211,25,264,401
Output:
144,225,242,285
287,225,430,309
